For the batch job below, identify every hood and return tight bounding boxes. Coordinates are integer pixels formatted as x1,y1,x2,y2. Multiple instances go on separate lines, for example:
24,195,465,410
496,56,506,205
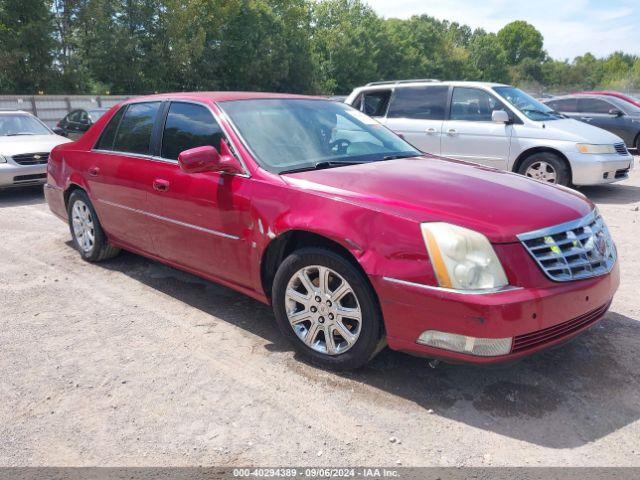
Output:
0,134,71,157
282,156,593,243
542,118,625,143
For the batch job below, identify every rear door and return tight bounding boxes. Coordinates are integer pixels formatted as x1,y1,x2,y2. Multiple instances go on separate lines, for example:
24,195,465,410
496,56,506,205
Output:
88,102,161,251
440,87,512,169
383,85,448,155
146,101,254,287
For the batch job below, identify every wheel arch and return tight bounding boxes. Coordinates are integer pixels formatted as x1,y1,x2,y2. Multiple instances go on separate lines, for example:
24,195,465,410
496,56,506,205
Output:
512,147,573,181
260,229,370,302
63,183,87,209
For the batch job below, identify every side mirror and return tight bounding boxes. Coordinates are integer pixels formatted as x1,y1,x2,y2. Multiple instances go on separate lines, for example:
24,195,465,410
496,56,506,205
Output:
178,142,243,175
609,109,624,117
492,109,510,124
53,127,67,137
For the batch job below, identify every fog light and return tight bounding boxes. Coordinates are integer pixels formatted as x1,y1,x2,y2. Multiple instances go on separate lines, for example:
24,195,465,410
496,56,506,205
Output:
417,330,512,356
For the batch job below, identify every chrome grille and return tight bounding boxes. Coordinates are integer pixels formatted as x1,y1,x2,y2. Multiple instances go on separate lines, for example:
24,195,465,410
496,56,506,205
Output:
614,143,628,155
11,152,49,165
518,210,616,282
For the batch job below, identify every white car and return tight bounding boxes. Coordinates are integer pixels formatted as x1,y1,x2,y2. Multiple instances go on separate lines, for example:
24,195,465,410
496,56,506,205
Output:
0,111,71,189
345,80,635,186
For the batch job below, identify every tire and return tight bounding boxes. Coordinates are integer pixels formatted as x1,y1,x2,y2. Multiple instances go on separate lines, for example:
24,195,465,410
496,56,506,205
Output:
67,189,120,262
272,247,383,370
517,152,571,186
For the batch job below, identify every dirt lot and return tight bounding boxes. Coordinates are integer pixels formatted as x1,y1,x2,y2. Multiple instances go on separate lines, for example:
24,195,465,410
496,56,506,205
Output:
1,162,639,467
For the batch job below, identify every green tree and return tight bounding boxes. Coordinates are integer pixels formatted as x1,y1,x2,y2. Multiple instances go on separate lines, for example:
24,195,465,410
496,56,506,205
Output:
0,0,55,93
468,30,508,82
497,20,544,66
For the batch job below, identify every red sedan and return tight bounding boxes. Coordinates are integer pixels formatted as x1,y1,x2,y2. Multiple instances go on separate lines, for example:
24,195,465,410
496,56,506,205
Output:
44,92,619,369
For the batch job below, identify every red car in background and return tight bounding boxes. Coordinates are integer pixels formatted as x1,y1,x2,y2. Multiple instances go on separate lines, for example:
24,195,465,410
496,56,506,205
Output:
44,92,619,370
576,90,640,109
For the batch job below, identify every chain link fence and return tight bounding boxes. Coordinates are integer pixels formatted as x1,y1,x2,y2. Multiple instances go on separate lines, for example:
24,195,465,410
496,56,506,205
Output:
0,95,131,128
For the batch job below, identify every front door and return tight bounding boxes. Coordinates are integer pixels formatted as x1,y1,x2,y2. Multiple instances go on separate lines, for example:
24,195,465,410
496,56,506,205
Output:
440,87,512,169
146,101,253,288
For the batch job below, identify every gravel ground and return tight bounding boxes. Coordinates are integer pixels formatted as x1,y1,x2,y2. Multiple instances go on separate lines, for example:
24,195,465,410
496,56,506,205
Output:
0,161,639,467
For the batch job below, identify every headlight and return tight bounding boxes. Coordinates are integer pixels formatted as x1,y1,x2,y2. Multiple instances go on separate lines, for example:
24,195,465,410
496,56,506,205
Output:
421,223,508,291
0,155,7,163
576,144,616,154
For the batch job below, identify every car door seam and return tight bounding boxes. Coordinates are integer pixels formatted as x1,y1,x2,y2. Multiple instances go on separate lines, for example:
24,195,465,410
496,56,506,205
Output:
97,199,240,240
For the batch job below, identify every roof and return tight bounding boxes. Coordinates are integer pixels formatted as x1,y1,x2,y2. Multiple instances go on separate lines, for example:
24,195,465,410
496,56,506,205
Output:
0,110,31,115
353,80,510,92
123,91,321,104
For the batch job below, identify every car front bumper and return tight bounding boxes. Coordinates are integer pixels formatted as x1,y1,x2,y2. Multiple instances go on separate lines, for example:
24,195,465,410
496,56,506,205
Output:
0,161,47,188
372,261,619,364
567,151,635,185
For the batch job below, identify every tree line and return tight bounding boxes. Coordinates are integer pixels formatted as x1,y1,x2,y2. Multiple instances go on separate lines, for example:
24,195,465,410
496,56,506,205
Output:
1,0,639,95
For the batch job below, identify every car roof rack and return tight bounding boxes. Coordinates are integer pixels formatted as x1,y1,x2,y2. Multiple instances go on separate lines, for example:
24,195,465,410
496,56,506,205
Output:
365,79,440,86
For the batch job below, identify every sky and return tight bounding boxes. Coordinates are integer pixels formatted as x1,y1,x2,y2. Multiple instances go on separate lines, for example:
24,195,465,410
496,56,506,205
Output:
365,0,638,60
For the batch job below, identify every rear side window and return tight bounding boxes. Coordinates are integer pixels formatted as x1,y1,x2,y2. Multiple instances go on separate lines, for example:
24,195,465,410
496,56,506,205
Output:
161,102,224,160
450,87,505,121
577,98,614,114
387,86,448,120
547,98,578,113
113,102,161,155
361,90,391,117
95,107,126,150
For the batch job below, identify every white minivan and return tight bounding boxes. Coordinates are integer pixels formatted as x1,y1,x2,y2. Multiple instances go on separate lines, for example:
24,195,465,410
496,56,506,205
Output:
345,80,635,186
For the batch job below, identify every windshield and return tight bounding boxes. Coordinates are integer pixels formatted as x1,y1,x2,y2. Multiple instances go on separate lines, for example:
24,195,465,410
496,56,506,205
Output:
493,86,563,121
219,99,420,173
0,114,51,136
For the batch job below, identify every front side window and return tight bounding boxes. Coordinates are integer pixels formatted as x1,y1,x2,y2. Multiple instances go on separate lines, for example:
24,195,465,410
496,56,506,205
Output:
450,88,505,121
219,99,419,173
0,114,51,136
494,86,561,121
387,86,448,120
161,102,224,160
113,102,161,155
577,98,614,114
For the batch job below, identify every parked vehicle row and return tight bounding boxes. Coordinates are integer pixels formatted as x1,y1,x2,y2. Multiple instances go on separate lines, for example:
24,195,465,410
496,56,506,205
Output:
44,91,619,370
345,80,634,186
0,111,70,189
543,94,640,152
54,108,109,140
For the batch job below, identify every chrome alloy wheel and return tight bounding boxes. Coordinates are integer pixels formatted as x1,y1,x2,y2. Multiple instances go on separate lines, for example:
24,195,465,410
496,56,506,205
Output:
71,200,95,253
525,161,557,183
285,265,362,355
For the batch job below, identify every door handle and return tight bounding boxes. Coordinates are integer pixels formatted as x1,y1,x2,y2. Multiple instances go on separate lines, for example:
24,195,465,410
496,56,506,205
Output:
426,128,437,135
88,167,100,177
153,179,170,192
581,117,592,121
447,129,457,136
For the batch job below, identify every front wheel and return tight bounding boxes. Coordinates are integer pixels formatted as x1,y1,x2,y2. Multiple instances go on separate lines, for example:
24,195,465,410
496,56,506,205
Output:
518,152,571,186
67,189,120,262
272,248,384,370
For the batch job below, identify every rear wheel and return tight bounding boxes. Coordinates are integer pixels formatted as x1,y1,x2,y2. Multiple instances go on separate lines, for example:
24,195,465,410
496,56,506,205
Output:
67,189,120,262
518,152,571,186
272,247,383,370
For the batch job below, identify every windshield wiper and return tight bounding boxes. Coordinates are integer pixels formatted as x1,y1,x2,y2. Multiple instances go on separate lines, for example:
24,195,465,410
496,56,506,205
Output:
4,132,37,136
280,160,366,174
383,153,419,161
